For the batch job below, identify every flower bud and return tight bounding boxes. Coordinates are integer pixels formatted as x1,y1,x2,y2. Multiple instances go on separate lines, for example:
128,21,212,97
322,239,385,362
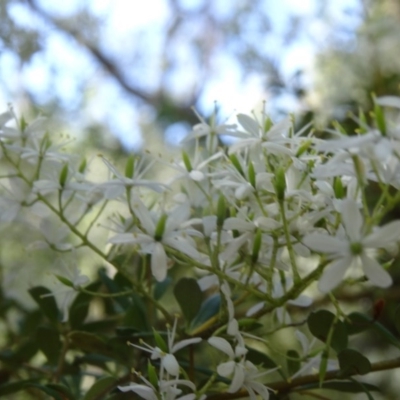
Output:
154,214,168,241
125,155,135,178
59,164,69,187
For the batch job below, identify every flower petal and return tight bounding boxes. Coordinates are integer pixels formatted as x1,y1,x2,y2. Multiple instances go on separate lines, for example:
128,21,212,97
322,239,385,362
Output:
162,353,180,376
303,233,346,254
208,337,234,358
318,256,352,293
118,384,157,400
341,199,362,242
363,220,400,248
151,242,168,282
361,254,392,288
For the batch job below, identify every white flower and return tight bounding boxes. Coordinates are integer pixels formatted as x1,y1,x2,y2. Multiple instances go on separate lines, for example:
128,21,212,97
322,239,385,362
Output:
303,199,400,292
99,156,166,199
109,197,201,281
131,319,201,378
208,334,272,399
119,372,197,400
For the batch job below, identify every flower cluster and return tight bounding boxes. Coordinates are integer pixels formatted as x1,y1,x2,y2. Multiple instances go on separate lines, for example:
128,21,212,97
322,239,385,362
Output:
1,97,400,399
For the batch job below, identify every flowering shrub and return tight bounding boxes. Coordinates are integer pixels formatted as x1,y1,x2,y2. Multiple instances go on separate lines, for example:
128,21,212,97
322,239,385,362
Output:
1,97,400,399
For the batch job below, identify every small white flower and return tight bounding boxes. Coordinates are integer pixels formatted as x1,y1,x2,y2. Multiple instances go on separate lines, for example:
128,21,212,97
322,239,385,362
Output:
131,319,201,378
303,199,400,292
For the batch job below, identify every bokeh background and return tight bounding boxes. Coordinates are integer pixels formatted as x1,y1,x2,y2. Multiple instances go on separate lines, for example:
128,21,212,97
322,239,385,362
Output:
1,1,400,399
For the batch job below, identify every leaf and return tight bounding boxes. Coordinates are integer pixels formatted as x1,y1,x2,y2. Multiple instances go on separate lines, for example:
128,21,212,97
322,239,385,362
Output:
28,286,60,322
344,312,371,335
299,380,379,393
307,310,348,352
36,326,61,365
123,294,149,332
189,294,220,331
83,376,117,400
246,347,286,380
69,331,115,358
154,276,172,300
287,349,300,376
338,349,371,375
45,384,75,400
0,379,38,396
69,281,101,329
174,278,203,323
394,305,400,335
98,269,130,311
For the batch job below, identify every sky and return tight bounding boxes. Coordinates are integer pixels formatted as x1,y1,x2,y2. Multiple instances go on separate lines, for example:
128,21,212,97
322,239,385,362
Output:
2,0,361,149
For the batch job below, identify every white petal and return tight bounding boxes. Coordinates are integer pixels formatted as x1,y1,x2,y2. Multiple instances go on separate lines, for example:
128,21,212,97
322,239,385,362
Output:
217,360,235,377
228,364,245,393
208,337,234,358
189,170,205,181
162,353,180,376
303,233,347,254
118,384,157,400
318,257,352,293
363,220,400,248
151,242,168,282
341,199,362,242
361,254,392,288
172,337,202,353
246,302,265,317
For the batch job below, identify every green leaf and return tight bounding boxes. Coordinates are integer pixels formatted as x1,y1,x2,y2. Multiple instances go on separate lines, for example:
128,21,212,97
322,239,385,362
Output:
338,349,371,375
45,384,75,400
36,326,61,365
123,294,149,332
307,310,348,352
189,294,221,331
28,286,60,322
98,269,131,311
154,276,172,300
299,380,379,393
0,379,39,396
174,278,203,323
344,312,371,335
394,305,400,335
153,329,168,353
55,274,74,287
286,349,300,376
69,331,116,358
246,347,285,379
69,281,101,329
83,376,117,400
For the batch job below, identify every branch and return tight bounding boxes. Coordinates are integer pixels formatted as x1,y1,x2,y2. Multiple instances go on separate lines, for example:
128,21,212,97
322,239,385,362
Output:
205,356,400,399
25,0,200,124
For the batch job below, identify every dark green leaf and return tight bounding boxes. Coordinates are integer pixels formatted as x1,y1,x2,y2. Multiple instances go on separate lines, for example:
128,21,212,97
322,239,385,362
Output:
28,286,60,322
98,269,130,311
307,310,348,352
174,278,203,322
345,312,371,335
36,326,61,365
0,379,38,396
45,384,75,400
394,305,400,335
83,376,117,400
123,294,149,332
299,380,379,393
189,294,221,331
154,276,172,300
246,347,286,379
338,349,371,375
69,281,101,329
69,331,115,358
287,349,300,376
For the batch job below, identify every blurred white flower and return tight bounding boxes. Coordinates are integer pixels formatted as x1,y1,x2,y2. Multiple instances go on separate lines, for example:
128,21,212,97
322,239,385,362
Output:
303,199,400,292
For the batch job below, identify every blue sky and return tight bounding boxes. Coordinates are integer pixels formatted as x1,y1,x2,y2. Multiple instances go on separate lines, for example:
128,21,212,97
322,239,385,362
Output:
2,0,361,148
